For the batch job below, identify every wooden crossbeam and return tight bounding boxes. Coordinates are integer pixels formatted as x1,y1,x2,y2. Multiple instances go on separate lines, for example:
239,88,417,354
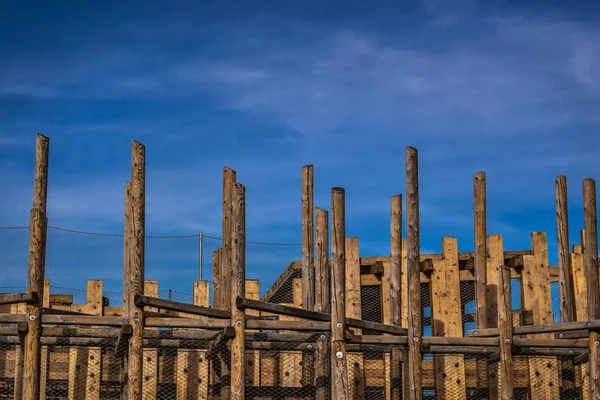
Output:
0,292,38,306
135,295,231,319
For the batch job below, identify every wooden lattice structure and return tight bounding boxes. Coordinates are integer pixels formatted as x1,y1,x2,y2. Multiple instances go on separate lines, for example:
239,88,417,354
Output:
1,134,599,399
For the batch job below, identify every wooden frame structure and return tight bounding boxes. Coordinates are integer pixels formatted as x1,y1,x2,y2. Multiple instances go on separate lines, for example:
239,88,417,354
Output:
0,134,599,399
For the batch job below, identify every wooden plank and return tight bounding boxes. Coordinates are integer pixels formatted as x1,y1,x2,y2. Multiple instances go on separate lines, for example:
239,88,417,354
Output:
474,171,488,329
498,265,514,400
279,281,303,390
314,207,330,400
431,238,466,399
345,237,364,400
230,182,246,400
331,187,349,399
302,164,315,311
571,252,590,399
0,292,38,306
486,235,504,329
22,133,49,400
406,146,422,400
245,280,261,389
590,330,600,400
584,179,600,320
236,298,330,321
522,233,559,399
390,194,402,329
135,295,230,319
556,176,576,323
143,280,158,400
212,249,222,308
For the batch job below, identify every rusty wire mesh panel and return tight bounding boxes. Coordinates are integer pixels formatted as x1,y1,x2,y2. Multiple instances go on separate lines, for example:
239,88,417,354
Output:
512,351,589,400
422,351,499,400
42,326,127,400
348,344,406,400
0,339,21,399
361,285,383,334
142,328,226,399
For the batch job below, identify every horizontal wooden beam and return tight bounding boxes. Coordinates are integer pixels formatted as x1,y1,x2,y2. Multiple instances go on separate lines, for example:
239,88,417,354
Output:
346,318,407,336
42,315,126,326
205,326,235,358
0,292,38,305
145,317,230,329
469,319,600,337
512,338,588,348
0,313,26,323
248,319,330,331
135,294,231,319
236,297,331,321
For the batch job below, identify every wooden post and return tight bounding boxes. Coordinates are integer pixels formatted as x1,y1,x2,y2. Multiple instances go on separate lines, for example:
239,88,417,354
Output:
302,165,315,311
406,146,422,400
583,179,599,320
127,141,145,400
230,182,246,400
245,280,260,388
556,176,576,322
331,187,349,399
121,181,132,399
390,195,402,400
212,249,222,308
315,207,330,400
143,281,158,400
571,251,591,398
585,179,600,398
221,167,236,400
498,265,514,400
345,237,364,400
474,171,487,328
22,133,49,400
431,238,466,399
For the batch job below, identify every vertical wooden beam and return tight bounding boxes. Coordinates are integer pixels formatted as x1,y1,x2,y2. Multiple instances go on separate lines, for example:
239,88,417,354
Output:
23,133,49,400
86,281,102,400
590,330,600,400
314,208,330,400
431,238,466,399
571,252,590,399
498,265,514,400
522,233,559,399
212,249,222,308
556,176,576,322
230,182,246,400
280,279,303,391
474,171,487,328
405,146,422,400
221,167,236,400
390,194,402,400
127,140,145,400
331,187,349,399
121,181,132,399
302,165,315,311
346,237,364,400
143,281,158,400
39,280,50,400
486,235,503,329
245,280,261,388
583,179,599,320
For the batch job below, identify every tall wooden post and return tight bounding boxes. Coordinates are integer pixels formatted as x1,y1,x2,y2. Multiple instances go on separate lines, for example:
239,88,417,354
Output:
406,147,422,400
498,265,514,400
22,133,49,400
212,249,222,308
302,165,315,311
473,171,487,328
390,194,403,400
221,167,236,399
584,179,600,398
127,141,145,400
583,179,599,320
230,182,246,400
556,176,576,322
315,208,330,400
331,188,349,399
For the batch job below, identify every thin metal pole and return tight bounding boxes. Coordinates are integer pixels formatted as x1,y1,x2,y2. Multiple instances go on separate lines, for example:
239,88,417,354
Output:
199,232,204,281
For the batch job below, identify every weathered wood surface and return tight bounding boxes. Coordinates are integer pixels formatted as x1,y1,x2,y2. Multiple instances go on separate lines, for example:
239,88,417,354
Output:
406,146,422,400
331,187,349,400
301,165,315,311
556,176,576,323
345,237,365,400
314,207,330,400
230,182,246,400
474,171,487,329
498,265,514,400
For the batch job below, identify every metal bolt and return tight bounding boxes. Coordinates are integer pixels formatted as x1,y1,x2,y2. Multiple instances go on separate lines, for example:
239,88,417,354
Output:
307,344,313,350
133,317,140,323
236,320,242,326
558,333,564,339
504,338,511,344
29,315,35,321
413,337,419,342
473,331,478,336
320,335,326,341
336,351,343,359
568,350,574,355
482,348,488,353
21,294,26,300
144,297,149,303
587,322,593,328
595,340,600,346
336,322,342,328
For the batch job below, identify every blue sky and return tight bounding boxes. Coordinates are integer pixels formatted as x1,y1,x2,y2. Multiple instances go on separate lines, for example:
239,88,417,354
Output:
1,0,599,301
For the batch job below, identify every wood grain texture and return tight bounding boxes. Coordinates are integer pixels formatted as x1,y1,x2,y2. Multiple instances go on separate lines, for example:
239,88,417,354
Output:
212,249,222,309
590,330,600,400
390,195,402,329
474,171,487,329
230,182,246,400
33,133,49,214
555,176,576,323
486,235,504,329
345,237,364,400
331,187,349,399
302,165,315,311
583,179,599,320
22,208,47,400
314,207,330,400
498,265,514,400
406,146,422,400
128,140,145,400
